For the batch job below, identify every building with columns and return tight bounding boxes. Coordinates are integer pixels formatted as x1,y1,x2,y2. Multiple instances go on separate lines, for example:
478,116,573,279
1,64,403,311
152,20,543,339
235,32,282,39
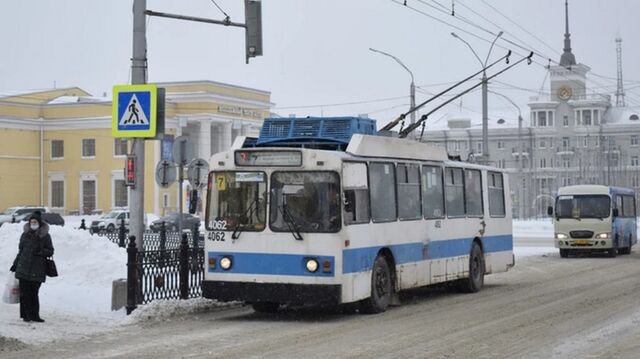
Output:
0,80,272,216
422,2,640,218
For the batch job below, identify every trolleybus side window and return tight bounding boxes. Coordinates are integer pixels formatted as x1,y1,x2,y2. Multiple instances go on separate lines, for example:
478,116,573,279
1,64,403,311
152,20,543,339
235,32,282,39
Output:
369,162,397,223
465,169,483,217
206,171,267,231
488,171,506,217
422,165,445,219
269,171,341,233
342,162,370,225
397,163,421,221
445,167,465,217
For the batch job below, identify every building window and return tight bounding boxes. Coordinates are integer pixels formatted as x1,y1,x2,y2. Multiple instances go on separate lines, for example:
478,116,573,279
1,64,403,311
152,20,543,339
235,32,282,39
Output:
539,138,546,149
632,177,640,188
632,156,639,167
114,138,128,156
51,180,64,208
82,139,96,158
476,142,483,154
538,111,547,127
113,179,128,207
531,112,536,127
563,159,571,168
548,111,554,126
497,141,505,150
582,110,592,126
575,110,582,126
540,158,547,168
563,115,569,127
562,137,570,150
631,135,639,147
51,140,64,159
594,110,600,125
595,136,600,147
562,177,572,186
582,137,588,147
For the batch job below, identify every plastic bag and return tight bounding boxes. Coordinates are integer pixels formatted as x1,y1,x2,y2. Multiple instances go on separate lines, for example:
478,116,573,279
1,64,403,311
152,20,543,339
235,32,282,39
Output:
2,273,20,304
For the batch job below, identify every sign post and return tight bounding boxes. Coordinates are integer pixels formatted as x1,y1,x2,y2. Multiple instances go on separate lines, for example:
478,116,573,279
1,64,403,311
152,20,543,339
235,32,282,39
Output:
172,136,195,234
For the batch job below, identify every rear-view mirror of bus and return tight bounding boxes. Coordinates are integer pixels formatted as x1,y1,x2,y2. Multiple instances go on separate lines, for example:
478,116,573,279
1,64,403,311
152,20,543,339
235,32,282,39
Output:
547,206,553,217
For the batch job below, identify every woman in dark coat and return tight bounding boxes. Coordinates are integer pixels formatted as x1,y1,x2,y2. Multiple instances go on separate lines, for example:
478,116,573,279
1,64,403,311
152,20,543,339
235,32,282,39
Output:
10,211,54,323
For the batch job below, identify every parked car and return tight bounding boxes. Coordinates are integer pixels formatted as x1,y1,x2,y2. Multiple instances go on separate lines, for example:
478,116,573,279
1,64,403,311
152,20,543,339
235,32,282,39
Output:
41,213,65,226
149,213,200,232
89,210,148,233
0,206,47,227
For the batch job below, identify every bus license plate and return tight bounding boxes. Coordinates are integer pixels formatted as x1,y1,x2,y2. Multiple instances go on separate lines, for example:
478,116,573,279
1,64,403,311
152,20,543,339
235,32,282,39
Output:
574,240,590,245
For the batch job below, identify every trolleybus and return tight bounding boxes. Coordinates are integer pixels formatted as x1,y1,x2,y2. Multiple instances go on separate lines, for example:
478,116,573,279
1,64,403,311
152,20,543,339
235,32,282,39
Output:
202,117,514,313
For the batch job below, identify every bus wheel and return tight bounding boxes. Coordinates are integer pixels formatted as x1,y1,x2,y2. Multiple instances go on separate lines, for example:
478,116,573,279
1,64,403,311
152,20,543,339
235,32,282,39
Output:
252,302,280,313
607,247,617,258
559,249,569,258
459,242,485,293
360,255,392,314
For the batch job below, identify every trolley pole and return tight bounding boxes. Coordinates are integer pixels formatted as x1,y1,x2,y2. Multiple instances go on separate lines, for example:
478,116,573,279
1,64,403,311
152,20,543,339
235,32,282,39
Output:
130,0,147,249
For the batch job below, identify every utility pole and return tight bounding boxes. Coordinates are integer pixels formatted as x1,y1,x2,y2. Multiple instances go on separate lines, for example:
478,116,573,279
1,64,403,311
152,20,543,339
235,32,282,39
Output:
130,0,147,249
452,31,503,164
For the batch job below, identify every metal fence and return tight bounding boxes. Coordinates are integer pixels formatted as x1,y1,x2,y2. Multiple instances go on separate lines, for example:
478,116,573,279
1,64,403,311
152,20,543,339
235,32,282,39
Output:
90,220,205,312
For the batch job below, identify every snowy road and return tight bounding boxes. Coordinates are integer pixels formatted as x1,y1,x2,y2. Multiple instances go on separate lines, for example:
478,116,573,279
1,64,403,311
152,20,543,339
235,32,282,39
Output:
5,248,640,358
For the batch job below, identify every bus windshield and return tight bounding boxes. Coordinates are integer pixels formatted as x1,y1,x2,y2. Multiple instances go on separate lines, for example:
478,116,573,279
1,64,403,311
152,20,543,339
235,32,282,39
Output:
207,171,267,231
556,195,611,219
270,171,341,233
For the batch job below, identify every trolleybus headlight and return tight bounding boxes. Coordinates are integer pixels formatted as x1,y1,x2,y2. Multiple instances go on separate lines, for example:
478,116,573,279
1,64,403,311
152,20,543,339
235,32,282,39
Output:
596,233,611,239
220,256,232,270
306,259,319,273
555,233,568,240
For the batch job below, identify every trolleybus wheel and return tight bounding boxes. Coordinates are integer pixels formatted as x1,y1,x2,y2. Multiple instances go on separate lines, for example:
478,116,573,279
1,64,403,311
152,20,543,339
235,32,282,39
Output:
559,249,569,258
459,242,485,293
360,255,392,314
252,302,280,313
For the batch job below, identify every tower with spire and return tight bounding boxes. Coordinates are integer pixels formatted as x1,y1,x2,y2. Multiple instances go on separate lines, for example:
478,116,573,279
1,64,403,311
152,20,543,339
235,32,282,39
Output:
548,0,590,102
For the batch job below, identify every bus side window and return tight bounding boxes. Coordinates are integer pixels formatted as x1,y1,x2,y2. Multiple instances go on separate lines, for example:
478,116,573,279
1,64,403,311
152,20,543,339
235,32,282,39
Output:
342,162,370,225
445,167,465,217
465,169,483,217
369,162,397,222
397,163,421,220
488,172,506,217
422,165,444,219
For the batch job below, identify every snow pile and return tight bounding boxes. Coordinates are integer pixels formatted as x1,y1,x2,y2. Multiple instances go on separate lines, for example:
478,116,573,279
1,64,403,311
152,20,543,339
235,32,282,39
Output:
513,219,554,239
512,219,556,258
128,298,238,323
0,222,127,343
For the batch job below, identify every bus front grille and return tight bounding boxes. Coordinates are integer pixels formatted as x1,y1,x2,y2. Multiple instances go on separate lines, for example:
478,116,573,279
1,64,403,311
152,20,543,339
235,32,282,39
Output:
570,231,594,239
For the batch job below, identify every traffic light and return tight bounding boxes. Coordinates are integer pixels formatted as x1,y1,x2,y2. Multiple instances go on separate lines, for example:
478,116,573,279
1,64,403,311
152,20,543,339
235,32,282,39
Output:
244,0,262,63
125,155,136,187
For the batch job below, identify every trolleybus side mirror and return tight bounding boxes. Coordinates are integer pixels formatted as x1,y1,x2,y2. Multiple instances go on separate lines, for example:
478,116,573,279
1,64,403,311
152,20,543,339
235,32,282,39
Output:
547,206,553,216
612,208,619,217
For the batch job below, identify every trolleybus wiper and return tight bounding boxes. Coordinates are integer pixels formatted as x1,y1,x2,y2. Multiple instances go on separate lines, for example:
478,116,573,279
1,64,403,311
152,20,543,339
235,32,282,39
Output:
279,204,303,241
231,200,259,240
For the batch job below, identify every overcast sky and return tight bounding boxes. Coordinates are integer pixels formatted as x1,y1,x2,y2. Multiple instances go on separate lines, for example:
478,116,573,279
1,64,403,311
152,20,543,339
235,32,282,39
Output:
1,0,639,127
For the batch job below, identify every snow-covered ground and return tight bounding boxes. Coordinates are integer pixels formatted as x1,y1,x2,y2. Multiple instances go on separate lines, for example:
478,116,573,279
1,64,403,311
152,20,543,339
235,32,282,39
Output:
0,218,558,345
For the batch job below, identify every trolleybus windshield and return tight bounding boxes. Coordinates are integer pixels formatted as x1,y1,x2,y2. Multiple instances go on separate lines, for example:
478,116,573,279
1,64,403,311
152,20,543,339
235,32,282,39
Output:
556,195,611,219
206,171,267,231
269,171,341,233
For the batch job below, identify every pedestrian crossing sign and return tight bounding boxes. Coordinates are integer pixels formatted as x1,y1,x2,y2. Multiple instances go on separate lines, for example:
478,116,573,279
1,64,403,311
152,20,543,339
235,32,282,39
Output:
112,84,158,138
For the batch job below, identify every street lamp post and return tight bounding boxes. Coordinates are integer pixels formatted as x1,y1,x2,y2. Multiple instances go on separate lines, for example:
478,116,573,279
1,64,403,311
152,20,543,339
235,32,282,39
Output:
369,48,415,138
489,90,524,219
451,31,503,163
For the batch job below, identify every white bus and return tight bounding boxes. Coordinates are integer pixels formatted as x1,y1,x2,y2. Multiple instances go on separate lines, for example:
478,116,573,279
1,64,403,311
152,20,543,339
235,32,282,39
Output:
549,185,637,258
202,131,514,313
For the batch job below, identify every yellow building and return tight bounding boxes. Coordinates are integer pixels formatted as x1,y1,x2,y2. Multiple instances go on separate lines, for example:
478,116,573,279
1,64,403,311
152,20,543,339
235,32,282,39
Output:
0,81,272,215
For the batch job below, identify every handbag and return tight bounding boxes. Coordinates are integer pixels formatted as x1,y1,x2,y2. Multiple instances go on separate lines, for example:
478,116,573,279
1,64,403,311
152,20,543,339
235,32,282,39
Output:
2,273,20,304
45,257,58,277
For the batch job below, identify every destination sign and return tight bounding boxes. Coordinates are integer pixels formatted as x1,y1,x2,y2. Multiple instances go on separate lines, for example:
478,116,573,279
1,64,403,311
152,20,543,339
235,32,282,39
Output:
234,150,302,167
